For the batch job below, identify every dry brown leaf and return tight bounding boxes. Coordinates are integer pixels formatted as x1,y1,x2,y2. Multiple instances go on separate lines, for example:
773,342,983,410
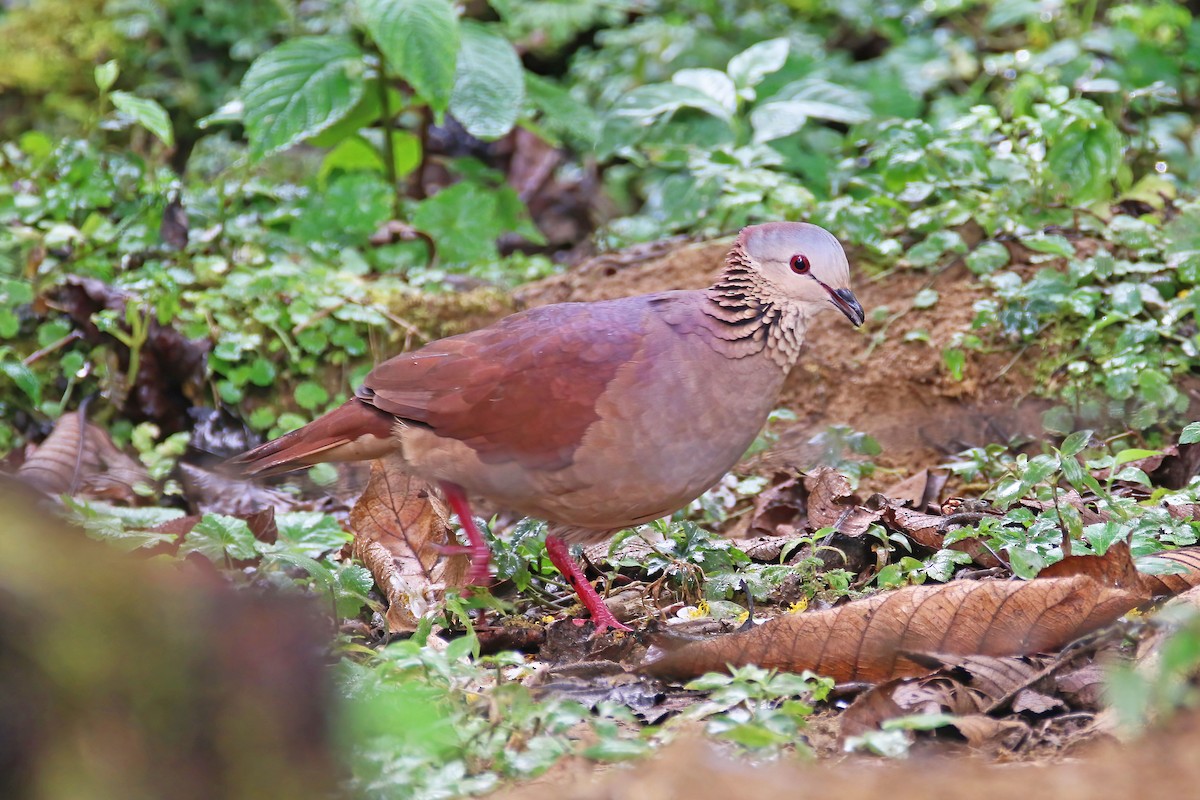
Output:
1055,663,1107,709
642,576,1139,684
946,714,1031,750
17,412,150,503
841,675,987,741
805,468,855,529
909,653,1050,705
349,455,465,633
726,473,806,539
883,469,946,510
882,504,1005,569
1140,546,1200,597
1041,540,1147,594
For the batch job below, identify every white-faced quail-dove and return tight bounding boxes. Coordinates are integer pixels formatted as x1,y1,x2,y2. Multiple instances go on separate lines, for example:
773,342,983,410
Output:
232,222,864,632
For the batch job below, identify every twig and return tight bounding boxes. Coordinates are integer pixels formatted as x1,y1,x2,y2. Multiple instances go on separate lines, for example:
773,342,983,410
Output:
22,330,83,366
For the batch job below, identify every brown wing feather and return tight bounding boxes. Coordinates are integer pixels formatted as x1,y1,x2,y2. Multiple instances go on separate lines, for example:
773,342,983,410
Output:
361,299,651,470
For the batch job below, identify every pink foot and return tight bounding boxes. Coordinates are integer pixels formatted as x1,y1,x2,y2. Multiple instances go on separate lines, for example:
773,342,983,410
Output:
439,482,494,586
545,534,632,634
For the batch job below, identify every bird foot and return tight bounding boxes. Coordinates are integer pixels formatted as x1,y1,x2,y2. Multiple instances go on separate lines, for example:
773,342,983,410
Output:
544,534,632,635
573,611,632,635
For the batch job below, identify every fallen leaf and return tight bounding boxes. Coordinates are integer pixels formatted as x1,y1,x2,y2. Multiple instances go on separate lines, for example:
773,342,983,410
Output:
882,503,1005,569
642,576,1139,683
348,455,465,633
17,411,150,503
883,469,946,510
1139,546,1200,597
1041,540,1146,593
727,473,806,539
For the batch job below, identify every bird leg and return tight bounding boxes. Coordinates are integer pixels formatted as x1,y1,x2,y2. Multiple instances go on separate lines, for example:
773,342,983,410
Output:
544,534,631,634
438,481,494,586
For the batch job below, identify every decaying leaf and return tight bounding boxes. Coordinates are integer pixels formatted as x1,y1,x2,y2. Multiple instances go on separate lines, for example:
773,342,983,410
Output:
642,576,1139,684
17,411,151,503
349,455,466,633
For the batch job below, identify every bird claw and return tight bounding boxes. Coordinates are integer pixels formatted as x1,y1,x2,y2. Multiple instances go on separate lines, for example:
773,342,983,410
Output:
575,613,633,636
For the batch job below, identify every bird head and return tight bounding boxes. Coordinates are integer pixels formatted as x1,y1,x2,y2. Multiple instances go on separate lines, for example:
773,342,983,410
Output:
735,222,865,326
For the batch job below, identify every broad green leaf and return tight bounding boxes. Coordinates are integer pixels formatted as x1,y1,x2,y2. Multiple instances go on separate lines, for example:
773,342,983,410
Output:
609,82,731,125
450,22,524,139
672,68,736,116
1181,422,1200,445
361,0,459,114
1045,115,1122,204
727,38,789,90
749,101,808,143
319,135,387,187
180,515,259,563
295,381,331,410
110,91,174,146
241,37,366,159
773,78,872,123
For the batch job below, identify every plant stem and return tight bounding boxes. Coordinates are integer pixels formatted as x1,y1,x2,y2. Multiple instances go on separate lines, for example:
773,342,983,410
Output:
375,62,401,218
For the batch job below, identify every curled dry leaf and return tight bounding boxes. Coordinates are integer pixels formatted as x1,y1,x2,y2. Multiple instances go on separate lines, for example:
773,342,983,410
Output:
642,576,1139,684
349,455,466,633
17,412,150,503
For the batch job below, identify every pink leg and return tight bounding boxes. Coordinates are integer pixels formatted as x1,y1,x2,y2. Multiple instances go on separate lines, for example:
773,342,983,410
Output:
544,534,631,634
438,481,493,586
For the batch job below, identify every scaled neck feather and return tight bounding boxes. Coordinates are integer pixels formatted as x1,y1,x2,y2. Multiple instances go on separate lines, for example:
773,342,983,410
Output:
702,239,806,368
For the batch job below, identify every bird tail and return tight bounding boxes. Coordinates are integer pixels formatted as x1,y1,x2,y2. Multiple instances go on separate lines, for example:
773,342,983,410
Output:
229,399,400,478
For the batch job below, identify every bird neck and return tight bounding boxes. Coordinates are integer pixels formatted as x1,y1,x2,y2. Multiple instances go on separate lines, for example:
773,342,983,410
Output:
702,244,807,368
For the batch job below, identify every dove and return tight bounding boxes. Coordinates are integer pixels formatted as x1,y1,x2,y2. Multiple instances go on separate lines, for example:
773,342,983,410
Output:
232,222,863,632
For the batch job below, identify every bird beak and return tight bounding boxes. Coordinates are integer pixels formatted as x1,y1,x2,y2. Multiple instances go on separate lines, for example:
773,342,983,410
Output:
828,287,865,327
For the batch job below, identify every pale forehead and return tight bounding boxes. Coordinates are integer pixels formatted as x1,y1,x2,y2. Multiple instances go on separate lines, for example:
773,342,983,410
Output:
741,222,847,266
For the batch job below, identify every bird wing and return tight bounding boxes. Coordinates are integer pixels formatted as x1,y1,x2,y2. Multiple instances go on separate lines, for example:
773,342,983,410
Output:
361,298,650,471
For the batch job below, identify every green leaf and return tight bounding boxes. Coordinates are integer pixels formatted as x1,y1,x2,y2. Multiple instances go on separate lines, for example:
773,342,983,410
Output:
525,73,600,149
361,0,459,114
241,37,366,159
180,515,259,562
727,38,789,91
1181,422,1200,445
672,68,736,117
318,134,387,186
110,91,174,146
275,511,352,557
1113,448,1161,467
95,60,119,92
913,288,939,309
1,360,41,405
1045,115,1123,204
966,241,1009,275
450,22,524,139
610,82,731,124
1059,430,1094,457
295,381,330,410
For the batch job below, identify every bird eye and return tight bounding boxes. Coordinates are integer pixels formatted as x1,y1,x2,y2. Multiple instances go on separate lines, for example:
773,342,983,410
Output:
790,254,811,275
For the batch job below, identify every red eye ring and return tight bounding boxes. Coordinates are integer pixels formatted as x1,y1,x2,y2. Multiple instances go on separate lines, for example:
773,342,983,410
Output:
790,254,811,274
